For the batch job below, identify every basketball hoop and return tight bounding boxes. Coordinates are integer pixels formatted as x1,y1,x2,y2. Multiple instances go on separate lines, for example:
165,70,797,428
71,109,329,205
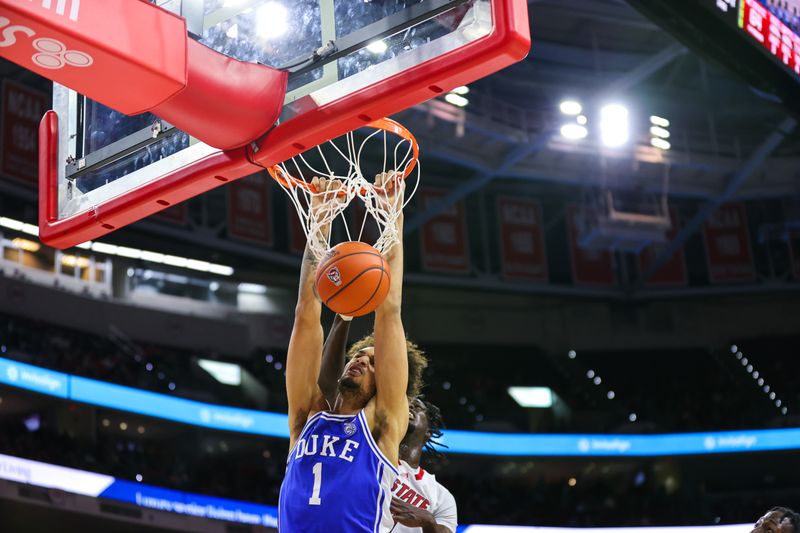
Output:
268,118,420,262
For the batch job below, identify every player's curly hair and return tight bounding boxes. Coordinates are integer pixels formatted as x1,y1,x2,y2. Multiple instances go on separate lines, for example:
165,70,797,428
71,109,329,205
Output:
768,507,800,532
347,334,428,397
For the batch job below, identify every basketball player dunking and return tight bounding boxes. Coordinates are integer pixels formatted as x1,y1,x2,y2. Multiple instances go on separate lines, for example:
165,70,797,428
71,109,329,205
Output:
279,174,427,532
320,314,458,533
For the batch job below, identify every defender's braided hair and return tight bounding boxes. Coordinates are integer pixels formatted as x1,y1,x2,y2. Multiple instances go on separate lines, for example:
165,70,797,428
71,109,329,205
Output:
420,396,448,459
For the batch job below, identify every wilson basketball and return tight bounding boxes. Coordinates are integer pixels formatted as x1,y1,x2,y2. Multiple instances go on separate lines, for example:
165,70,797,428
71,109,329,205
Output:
315,242,390,317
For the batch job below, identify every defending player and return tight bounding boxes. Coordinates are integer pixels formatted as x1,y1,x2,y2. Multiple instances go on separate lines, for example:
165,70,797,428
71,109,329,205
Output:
278,173,419,532
319,315,458,533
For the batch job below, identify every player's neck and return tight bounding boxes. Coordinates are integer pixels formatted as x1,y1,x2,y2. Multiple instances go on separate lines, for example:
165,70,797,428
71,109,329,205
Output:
399,445,423,469
332,392,365,415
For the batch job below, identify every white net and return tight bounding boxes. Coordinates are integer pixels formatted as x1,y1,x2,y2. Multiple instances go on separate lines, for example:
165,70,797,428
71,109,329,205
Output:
270,119,420,262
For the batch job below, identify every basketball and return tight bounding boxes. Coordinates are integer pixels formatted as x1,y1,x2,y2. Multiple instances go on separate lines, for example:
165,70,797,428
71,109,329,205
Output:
315,241,391,317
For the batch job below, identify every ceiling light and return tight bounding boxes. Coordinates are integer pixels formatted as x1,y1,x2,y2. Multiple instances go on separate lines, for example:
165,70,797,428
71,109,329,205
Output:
21,223,39,236
444,93,469,107
0,217,24,231
91,242,118,255
600,104,629,147
199,359,242,386
559,100,582,115
576,115,588,125
186,259,211,272
650,115,670,128
209,264,234,276
140,251,165,263
366,40,388,54
651,138,671,150
114,246,142,259
256,2,288,39
560,123,588,140
163,255,189,268
239,282,267,294
451,86,470,95
650,126,670,139
508,387,553,408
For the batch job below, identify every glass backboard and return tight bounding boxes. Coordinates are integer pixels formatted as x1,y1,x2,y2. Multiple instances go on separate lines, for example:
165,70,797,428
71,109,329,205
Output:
41,0,530,248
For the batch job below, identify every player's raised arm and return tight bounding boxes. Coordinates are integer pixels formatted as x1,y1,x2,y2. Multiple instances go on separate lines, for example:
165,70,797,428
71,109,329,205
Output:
285,178,341,447
372,172,410,459
318,314,352,408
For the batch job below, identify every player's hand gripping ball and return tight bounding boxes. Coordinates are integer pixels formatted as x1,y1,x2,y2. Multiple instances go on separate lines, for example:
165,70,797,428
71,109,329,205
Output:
315,241,390,317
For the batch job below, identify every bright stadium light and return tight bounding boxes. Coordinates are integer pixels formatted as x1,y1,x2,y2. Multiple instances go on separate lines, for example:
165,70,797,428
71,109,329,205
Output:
650,115,670,128
576,115,588,125
239,282,268,294
508,387,554,408
560,123,588,140
444,93,469,107
256,2,288,39
651,139,671,151
650,126,670,138
559,100,582,115
199,359,242,386
451,86,470,95
366,40,388,54
600,104,629,147
91,242,118,255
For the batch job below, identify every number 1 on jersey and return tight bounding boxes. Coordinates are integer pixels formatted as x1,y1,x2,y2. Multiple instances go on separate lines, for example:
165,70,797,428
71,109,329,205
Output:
308,462,322,505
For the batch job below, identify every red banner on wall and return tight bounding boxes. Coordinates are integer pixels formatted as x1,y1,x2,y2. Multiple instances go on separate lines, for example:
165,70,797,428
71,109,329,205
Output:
420,188,470,273
288,209,306,255
566,205,615,286
227,173,273,245
703,203,756,283
637,208,687,286
1,80,48,185
496,196,547,282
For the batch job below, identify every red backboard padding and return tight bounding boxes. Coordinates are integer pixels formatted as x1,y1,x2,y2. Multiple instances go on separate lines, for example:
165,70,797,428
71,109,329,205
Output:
2,0,187,115
152,39,288,151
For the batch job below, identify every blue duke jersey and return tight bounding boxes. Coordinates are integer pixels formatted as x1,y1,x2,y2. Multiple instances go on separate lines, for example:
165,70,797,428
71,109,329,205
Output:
279,410,398,532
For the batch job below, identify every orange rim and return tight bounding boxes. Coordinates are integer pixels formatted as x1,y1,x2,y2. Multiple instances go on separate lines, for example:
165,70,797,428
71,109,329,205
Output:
267,117,418,196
